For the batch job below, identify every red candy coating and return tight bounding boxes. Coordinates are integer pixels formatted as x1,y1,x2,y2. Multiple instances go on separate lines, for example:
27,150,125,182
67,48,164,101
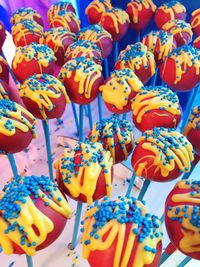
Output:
0,21,6,51
86,0,112,24
190,8,200,36
0,56,9,83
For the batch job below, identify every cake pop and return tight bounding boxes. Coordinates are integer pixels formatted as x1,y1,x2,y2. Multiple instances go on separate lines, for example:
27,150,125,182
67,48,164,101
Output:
155,1,186,30
131,127,194,182
86,0,112,25
77,24,113,58
100,8,130,42
165,179,200,260
115,42,156,84
0,99,37,154
126,0,156,32
19,74,70,121
0,55,9,83
0,80,10,100
100,68,143,114
64,40,102,65
48,1,76,24
0,174,71,255
39,27,76,65
190,8,200,37
0,21,6,51
183,106,200,156
89,115,134,164
193,36,200,50
131,86,181,131
58,56,103,105
55,140,113,204
12,43,56,83
142,30,176,65
82,196,162,267
160,45,200,91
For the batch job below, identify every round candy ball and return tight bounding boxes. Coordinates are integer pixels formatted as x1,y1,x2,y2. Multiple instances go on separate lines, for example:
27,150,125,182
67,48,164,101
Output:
86,0,112,24
0,55,9,83
0,21,6,51
48,1,76,24
190,8,200,36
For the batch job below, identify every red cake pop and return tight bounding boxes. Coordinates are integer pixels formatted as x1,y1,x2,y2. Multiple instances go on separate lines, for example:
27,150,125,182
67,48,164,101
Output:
0,21,6,51
0,174,71,256
19,74,70,121
48,1,76,24
11,20,43,47
12,43,56,83
82,196,163,267
10,7,44,27
100,68,143,114
160,45,200,92
126,0,156,32
183,106,200,156
131,86,181,132
100,8,130,42
165,179,200,260
39,27,76,65
142,30,176,65
58,56,103,105
193,36,200,50
115,42,156,84
55,140,113,204
162,19,193,47
50,10,80,34
77,24,113,58
131,127,194,182
86,0,112,25
155,1,186,30
0,99,37,154
0,55,9,83
89,115,134,164
190,8,200,37
64,40,102,65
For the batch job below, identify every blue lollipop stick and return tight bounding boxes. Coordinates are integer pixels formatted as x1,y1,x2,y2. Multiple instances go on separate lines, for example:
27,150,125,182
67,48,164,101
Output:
114,42,119,62
176,257,191,267
137,32,141,42
126,172,136,197
71,103,79,136
137,180,151,201
42,120,53,180
26,255,34,267
104,58,109,79
87,104,93,130
97,94,103,121
151,68,158,86
7,154,18,178
122,113,127,120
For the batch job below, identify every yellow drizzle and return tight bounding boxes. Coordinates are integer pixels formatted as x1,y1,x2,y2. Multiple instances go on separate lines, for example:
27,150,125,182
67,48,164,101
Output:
86,0,112,16
0,83,9,100
19,74,70,120
50,11,80,32
183,106,200,136
191,9,200,29
158,1,186,22
48,2,74,23
10,7,42,25
100,68,143,110
55,142,113,204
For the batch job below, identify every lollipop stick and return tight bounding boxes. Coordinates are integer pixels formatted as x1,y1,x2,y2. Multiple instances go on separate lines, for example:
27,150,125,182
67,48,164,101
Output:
26,255,34,267
126,172,136,197
122,113,127,120
79,105,84,141
71,201,83,250
114,42,119,62
104,58,109,79
137,32,141,42
159,243,176,266
87,104,93,130
151,68,158,86
84,105,88,116
71,103,79,135
97,94,103,121
42,120,53,180
137,180,151,201
7,154,18,178
176,257,191,267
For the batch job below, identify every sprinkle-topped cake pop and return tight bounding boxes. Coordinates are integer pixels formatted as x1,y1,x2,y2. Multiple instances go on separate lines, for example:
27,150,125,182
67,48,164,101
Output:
58,56,103,105
55,141,113,204
155,1,186,29
39,27,76,65
86,0,112,25
77,24,113,58
142,30,176,65
183,106,200,156
64,40,102,65
0,175,71,256
89,115,134,164
0,21,6,51
12,43,56,83
160,45,200,91
190,8,200,37
0,99,37,154
162,19,193,47
10,7,44,26
48,1,76,24
115,42,156,85
19,74,70,121
193,36,200,50
50,10,80,34
0,55,9,83
131,86,181,131
100,8,130,42
165,179,200,260
11,20,43,47
131,127,194,182
82,196,163,267
100,68,143,114
126,0,156,32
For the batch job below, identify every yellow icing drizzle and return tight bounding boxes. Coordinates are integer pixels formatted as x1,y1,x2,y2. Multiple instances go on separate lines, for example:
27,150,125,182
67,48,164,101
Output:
0,83,9,100
19,74,70,120
10,8,42,25
50,11,80,32
48,3,74,23
133,129,194,178
191,9,200,29
55,142,113,204
86,0,112,15
58,57,102,99
82,199,162,267
159,1,186,22
100,69,142,110
183,106,200,136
